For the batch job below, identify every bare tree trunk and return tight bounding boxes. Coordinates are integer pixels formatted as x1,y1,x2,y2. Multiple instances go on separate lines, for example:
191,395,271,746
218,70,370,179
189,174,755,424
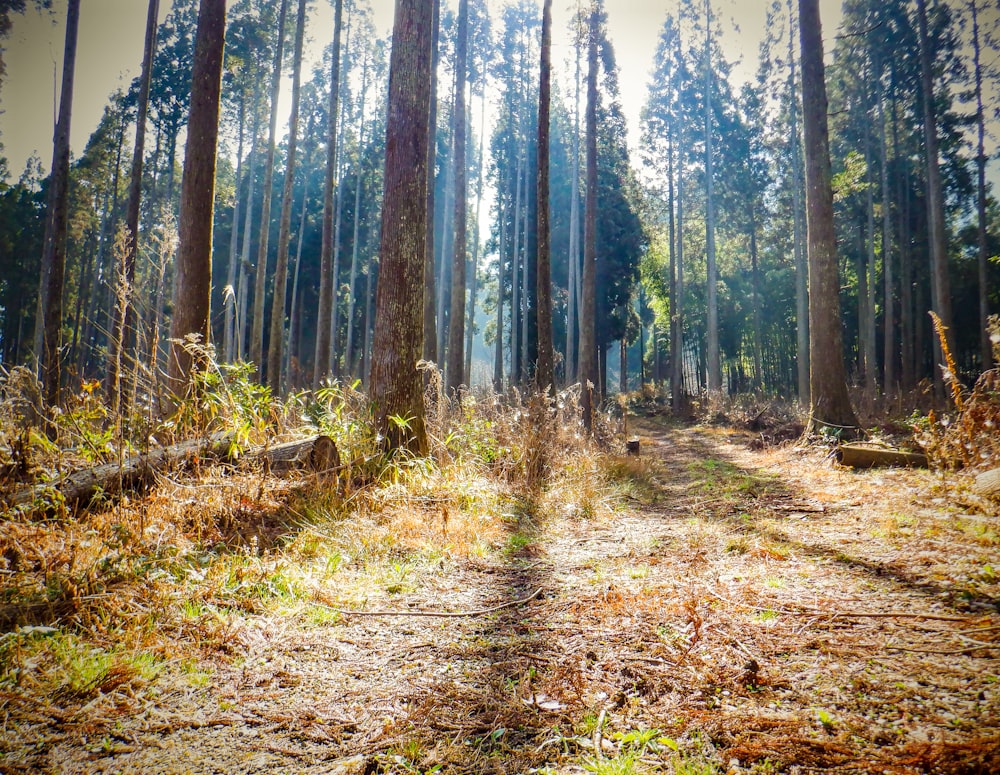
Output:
266,0,308,393
423,0,441,366
346,52,370,377
703,0,720,394
250,0,289,380
788,0,809,405
799,0,857,434
970,0,992,368
106,0,158,412
464,86,486,387
915,0,954,392
534,0,554,395
237,99,261,362
879,86,895,396
580,1,599,432
223,95,245,363
313,0,344,386
168,0,226,390
369,0,433,454
446,0,469,394
38,0,80,421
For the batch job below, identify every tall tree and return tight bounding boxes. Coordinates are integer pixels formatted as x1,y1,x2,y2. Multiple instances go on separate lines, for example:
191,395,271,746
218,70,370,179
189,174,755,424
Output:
250,0,288,379
37,0,80,416
168,0,226,389
915,0,954,379
446,0,469,393
106,0,159,412
534,0,554,394
422,0,441,367
580,0,599,432
799,0,857,433
968,0,993,368
265,0,307,392
369,0,432,453
703,0,721,393
313,0,344,386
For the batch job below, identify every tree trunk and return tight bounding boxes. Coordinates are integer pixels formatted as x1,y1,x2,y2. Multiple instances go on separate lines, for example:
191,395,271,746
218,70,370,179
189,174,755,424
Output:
313,0,344,386
464,89,487,387
38,0,80,423
534,0,554,395
798,0,858,434
266,0,307,394
704,0,720,394
422,0,441,366
251,0,289,381
970,0,992,369
369,0,433,454
223,94,245,364
445,0,469,394
915,0,954,393
167,0,226,391
788,0,809,405
106,0,158,412
580,2,599,432
237,97,261,362
879,87,896,396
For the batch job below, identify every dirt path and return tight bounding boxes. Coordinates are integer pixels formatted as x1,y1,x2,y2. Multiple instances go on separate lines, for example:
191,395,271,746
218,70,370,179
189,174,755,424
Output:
13,418,1000,774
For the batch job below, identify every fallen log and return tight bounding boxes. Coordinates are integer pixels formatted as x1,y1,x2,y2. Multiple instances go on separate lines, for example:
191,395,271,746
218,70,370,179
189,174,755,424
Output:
836,444,929,469
3,434,339,515
256,435,340,474
972,468,1000,500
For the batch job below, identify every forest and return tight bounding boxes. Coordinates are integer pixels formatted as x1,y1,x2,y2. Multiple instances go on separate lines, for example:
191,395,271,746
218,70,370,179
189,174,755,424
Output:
1,0,999,772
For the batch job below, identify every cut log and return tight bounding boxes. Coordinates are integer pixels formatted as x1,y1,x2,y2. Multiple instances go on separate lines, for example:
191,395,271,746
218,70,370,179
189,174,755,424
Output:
973,468,1000,500
3,434,339,516
4,434,233,514
256,435,340,474
836,444,929,469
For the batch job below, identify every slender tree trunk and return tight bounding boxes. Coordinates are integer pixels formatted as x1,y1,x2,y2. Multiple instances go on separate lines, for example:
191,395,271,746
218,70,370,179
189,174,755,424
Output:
580,1,599,432
314,0,344,386
669,122,683,413
251,0,289,380
788,0,809,404
493,160,507,392
285,158,311,390
168,0,226,390
864,127,878,396
266,0,308,393
38,0,80,419
223,95,245,363
749,206,763,391
237,99,261,362
704,0,720,394
799,0,857,433
915,0,954,390
879,87,895,396
970,0,992,368
330,16,352,376
534,0,554,395
423,0,441,366
106,0,158,411
346,53,370,377
446,0,469,393
464,88,486,387
369,0,433,453
510,154,523,383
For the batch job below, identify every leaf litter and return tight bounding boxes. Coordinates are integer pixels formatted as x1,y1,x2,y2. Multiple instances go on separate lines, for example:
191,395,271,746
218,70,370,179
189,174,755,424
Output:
1,416,998,774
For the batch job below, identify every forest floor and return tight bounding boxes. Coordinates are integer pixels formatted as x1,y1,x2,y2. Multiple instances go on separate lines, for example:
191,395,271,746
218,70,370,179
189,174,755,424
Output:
3,414,1000,774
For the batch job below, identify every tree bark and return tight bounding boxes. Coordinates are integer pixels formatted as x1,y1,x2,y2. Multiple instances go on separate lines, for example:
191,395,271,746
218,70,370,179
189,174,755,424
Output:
580,1,599,432
369,0,433,454
313,0,343,386
445,0,469,394
534,0,554,396
266,0,307,394
106,0,158,412
798,0,858,434
422,0,441,367
915,0,955,391
251,0,288,381
38,0,80,422
167,0,226,391
704,0,720,394
969,0,992,369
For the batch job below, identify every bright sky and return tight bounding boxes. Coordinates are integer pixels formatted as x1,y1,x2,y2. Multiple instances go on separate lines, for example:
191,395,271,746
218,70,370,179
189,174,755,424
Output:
0,0,847,180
